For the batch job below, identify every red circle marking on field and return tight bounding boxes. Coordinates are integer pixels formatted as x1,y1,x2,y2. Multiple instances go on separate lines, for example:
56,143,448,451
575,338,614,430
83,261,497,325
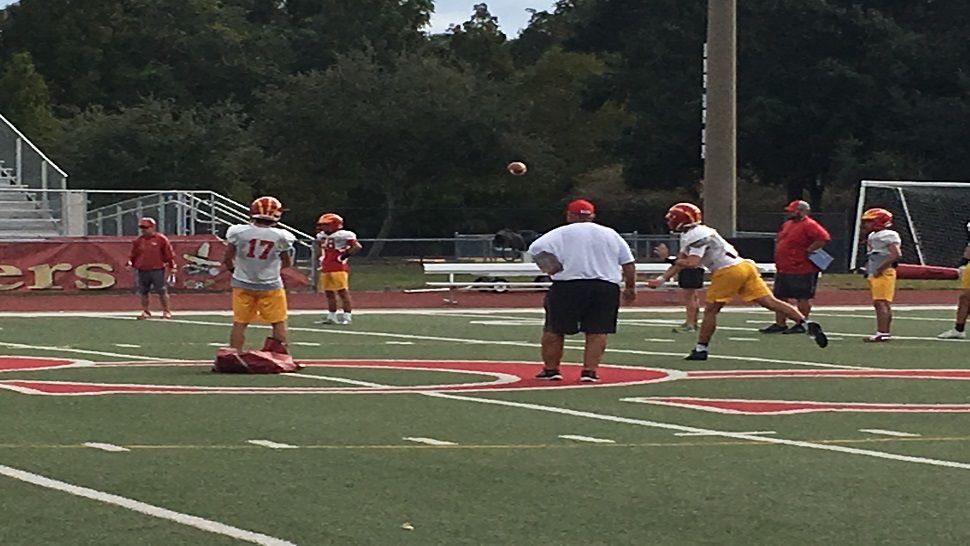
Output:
0,356,85,372
0,358,678,396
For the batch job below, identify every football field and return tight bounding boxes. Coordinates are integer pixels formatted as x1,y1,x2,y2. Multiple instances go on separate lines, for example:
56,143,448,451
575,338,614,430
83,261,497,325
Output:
2,304,970,545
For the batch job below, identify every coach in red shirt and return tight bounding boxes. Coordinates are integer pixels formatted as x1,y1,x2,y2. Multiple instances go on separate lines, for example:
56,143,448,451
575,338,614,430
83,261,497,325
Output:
127,217,176,320
760,200,831,334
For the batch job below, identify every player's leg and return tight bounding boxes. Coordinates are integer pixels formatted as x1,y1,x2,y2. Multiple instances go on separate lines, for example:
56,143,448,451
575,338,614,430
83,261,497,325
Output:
747,264,827,347
674,269,703,332
258,288,289,345
685,288,700,327
159,291,172,319
582,333,607,374
270,321,289,345
865,269,895,342
938,274,970,338
576,281,620,381
136,270,152,319
332,271,352,323
686,301,724,360
784,272,818,333
539,331,565,378
230,288,257,349
323,290,338,323
537,282,579,379
761,273,792,333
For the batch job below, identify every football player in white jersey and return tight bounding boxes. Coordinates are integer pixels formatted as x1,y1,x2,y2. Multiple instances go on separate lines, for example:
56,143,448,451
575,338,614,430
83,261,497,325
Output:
223,196,296,350
938,221,970,339
859,208,902,342
315,213,362,324
647,202,827,360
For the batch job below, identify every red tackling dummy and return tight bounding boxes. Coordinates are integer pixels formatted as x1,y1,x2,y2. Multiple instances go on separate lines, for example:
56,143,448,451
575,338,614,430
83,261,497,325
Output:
212,337,303,373
894,263,959,280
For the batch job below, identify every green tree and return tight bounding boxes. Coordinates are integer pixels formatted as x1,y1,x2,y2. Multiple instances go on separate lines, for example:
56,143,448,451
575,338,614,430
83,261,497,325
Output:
0,51,56,141
446,3,514,79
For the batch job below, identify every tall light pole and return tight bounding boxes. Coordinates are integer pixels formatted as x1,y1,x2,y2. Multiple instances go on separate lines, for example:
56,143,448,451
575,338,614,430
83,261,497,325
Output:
703,0,737,236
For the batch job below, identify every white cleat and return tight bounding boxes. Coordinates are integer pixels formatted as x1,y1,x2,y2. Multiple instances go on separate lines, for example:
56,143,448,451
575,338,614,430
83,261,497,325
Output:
937,329,966,340
338,317,352,325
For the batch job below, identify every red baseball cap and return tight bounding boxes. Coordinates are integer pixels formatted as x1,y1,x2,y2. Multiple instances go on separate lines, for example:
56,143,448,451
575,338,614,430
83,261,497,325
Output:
784,200,810,212
138,217,156,228
566,199,595,215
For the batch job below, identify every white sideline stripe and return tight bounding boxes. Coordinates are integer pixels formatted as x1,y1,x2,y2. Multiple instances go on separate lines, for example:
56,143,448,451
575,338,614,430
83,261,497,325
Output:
82,442,130,452
283,370,970,471
728,337,760,342
0,341,163,361
113,344,141,348
403,437,457,446
558,434,616,444
0,304,955,320
247,440,299,449
132,317,871,370
675,431,776,437
859,429,922,438
425,393,970,470
0,464,295,546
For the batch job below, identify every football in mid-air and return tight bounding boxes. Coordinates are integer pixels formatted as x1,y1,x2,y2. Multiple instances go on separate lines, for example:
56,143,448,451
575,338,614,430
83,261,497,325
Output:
506,161,528,176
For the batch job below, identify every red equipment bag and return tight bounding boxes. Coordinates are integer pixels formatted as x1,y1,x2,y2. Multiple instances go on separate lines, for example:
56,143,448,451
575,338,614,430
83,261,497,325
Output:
212,337,303,374
895,263,959,280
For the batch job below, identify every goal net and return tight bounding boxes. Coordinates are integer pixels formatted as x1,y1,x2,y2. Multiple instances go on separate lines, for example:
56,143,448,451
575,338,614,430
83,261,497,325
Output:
851,180,970,269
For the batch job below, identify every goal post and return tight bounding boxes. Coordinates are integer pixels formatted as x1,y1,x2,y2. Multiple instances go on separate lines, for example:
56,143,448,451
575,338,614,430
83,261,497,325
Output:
851,180,970,269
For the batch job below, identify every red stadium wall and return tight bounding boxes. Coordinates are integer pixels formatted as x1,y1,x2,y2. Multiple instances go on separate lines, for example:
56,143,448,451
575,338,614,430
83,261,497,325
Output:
0,235,308,292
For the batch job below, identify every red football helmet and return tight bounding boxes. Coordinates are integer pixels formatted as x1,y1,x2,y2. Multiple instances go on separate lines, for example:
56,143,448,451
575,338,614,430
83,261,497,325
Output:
665,202,703,231
316,213,343,232
861,207,893,230
250,196,284,223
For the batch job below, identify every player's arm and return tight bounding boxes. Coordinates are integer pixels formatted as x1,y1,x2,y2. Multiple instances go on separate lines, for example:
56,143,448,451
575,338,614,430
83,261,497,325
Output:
621,261,636,303
807,224,831,252
339,240,363,261
280,251,293,269
223,243,236,272
961,244,970,266
875,243,902,274
533,251,563,275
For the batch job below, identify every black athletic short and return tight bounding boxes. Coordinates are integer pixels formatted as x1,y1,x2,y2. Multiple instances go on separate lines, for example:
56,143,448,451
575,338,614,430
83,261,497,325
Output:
772,272,819,300
677,267,705,289
136,269,167,295
543,279,621,335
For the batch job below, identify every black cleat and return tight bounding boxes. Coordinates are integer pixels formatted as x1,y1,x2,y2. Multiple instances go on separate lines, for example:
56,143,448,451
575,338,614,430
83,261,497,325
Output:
783,323,807,334
759,323,787,334
684,349,709,361
535,368,563,380
807,321,828,348
579,370,599,383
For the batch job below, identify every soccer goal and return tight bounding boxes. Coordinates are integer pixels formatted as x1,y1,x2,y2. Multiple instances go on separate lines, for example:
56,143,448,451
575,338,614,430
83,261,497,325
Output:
851,180,970,269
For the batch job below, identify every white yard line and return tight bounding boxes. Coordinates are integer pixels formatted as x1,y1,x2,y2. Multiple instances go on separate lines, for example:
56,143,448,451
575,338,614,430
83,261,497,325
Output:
0,464,295,546
246,440,299,449
402,437,457,446
629,320,954,343
728,337,760,342
113,344,142,348
859,429,922,438
289,342,321,347
558,434,616,444
82,442,130,452
124,316,870,370
384,341,415,345
674,431,776,437
643,338,676,343
0,341,164,361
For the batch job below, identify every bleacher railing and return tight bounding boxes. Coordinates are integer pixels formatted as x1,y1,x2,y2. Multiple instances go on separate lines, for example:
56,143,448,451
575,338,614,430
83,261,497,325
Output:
0,112,68,204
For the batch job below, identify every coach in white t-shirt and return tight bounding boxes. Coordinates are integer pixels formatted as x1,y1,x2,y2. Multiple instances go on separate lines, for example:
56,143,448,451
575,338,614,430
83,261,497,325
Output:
527,199,636,383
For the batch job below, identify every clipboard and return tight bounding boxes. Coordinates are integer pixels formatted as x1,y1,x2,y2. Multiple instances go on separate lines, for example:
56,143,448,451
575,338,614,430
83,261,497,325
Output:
808,249,834,271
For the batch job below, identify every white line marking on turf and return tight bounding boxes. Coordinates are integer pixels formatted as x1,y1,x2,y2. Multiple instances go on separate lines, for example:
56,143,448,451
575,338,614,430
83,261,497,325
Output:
385,341,415,345
113,344,141,348
207,342,224,347
137,317,871,370
674,431,776,437
82,442,130,452
403,437,457,446
280,367,970,471
859,429,922,438
644,338,676,343
289,342,321,347
0,464,295,546
247,440,299,449
0,341,163,361
629,320,951,343
728,337,760,342
558,434,616,444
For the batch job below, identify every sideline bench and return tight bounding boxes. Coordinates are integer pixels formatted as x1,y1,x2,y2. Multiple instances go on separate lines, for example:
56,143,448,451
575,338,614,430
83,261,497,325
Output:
410,262,777,303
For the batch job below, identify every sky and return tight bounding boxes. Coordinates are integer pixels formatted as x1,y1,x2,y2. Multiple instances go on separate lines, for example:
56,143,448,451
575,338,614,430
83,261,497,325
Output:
429,0,556,36
0,1,555,36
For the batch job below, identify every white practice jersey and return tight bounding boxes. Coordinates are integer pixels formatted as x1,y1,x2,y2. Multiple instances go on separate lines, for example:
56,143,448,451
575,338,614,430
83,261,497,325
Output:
226,223,296,288
866,229,901,274
527,222,634,284
316,229,359,272
680,224,743,272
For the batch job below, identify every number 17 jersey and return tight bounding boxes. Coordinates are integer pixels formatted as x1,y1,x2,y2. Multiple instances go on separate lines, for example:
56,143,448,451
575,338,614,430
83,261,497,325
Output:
226,224,296,289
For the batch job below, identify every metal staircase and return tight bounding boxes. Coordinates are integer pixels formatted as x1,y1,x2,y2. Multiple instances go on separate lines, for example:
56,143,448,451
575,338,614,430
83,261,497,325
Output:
0,161,61,238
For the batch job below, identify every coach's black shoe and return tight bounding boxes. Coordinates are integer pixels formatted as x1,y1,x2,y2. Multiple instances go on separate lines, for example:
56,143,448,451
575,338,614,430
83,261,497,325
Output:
684,349,708,361
807,321,828,348
579,370,599,383
535,368,563,380
783,323,807,334
758,323,787,334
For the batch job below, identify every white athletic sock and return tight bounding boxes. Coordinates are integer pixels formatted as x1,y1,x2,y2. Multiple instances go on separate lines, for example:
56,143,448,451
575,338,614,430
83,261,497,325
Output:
328,311,337,321
694,343,708,352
